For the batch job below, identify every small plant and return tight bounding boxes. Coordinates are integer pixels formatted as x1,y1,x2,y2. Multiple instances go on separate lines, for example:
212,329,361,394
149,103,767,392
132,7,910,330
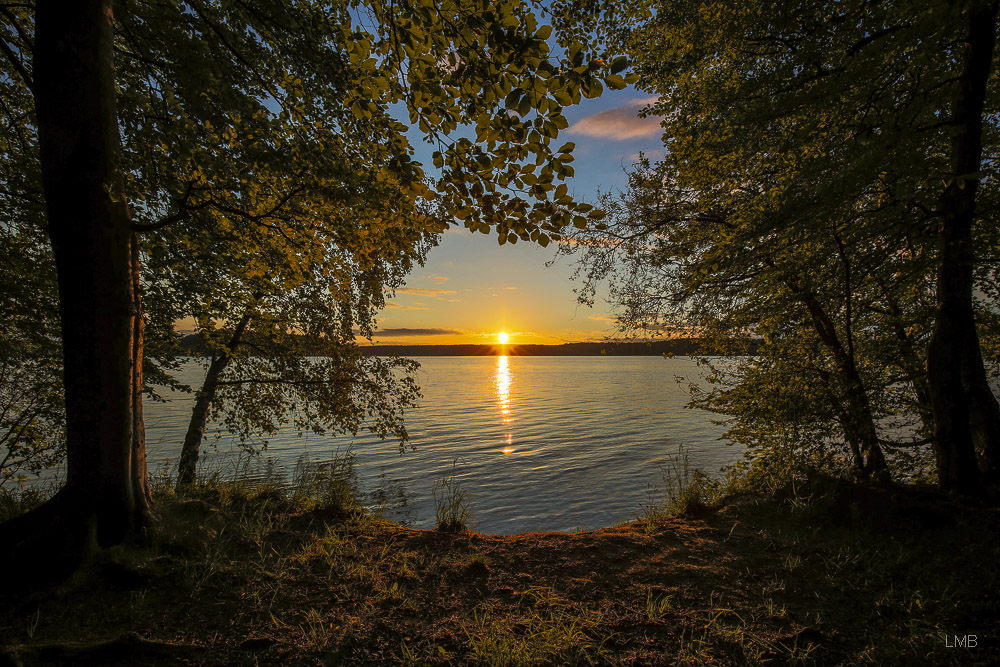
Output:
0,484,53,522
291,448,359,513
26,608,40,639
127,589,148,631
639,445,722,523
148,460,177,499
400,641,452,665
296,607,334,651
644,589,673,621
432,459,474,532
763,597,787,619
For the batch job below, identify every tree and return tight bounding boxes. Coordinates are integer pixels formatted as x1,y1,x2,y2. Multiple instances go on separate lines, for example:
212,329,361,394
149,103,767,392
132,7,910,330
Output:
173,269,430,488
924,1,1000,494
0,7,63,490
563,164,931,481
0,0,153,578
563,0,1000,493
1,0,627,576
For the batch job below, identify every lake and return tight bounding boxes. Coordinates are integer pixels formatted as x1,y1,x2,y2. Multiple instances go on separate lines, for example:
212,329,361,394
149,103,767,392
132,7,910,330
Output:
144,356,738,533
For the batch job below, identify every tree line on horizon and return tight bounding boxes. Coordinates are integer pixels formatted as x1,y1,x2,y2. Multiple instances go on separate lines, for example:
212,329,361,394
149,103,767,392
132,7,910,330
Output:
178,333,724,356
1,0,999,581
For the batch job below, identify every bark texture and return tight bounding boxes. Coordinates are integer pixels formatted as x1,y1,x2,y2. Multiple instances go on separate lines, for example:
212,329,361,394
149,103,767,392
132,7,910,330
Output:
176,310,254,487
0,0,152,582
926,1,1000,497
787,280,888,477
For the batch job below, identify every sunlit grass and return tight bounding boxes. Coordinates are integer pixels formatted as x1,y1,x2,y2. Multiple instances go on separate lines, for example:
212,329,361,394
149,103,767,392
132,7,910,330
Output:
459,587,608,666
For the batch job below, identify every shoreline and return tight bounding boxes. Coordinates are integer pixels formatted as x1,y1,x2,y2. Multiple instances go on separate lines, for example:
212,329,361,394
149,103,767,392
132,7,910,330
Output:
2,475,996,665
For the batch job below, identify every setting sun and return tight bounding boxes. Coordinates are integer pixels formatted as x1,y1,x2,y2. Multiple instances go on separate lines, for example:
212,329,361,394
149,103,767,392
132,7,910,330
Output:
498,332,509,344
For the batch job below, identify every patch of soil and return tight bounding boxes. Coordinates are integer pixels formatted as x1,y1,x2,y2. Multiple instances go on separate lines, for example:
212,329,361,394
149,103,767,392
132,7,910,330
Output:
1,481,997,665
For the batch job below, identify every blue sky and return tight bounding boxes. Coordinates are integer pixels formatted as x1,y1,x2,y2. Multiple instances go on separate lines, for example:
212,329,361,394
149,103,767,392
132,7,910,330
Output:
373,86,664,345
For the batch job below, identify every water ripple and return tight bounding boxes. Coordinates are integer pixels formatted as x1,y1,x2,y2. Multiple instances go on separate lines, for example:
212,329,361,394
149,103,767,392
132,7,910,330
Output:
144,356,737,533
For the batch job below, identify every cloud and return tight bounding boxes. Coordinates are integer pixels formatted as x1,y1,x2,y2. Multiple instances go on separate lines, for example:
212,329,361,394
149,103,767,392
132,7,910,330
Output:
375,328,463,337
427,275,450,283
568,98,662,140
588,315,617,322
503,286,518,290
384,303,428,310
396,287,457,298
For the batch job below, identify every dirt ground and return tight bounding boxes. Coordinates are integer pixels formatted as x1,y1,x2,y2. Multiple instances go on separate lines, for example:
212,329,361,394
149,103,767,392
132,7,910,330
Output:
1,478,997,665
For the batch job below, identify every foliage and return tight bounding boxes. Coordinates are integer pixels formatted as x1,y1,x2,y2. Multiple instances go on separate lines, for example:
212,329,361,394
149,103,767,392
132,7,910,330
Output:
1,0,631,484
563,0,1000,486
0,10,62,488
0,350,63,488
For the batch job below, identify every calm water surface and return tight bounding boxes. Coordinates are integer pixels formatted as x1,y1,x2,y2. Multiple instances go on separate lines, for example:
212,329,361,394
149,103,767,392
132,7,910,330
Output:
143,356,737,533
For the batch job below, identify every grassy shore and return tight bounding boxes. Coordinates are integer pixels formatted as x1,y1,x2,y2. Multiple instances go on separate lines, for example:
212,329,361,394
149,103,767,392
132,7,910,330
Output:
0,470,997,666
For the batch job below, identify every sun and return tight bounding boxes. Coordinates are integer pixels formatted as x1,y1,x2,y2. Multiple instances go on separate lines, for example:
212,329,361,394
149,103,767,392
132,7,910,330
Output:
498,332,509,344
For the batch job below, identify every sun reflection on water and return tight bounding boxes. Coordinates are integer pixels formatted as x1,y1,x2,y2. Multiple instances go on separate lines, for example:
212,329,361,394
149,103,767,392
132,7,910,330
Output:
495,355,515,453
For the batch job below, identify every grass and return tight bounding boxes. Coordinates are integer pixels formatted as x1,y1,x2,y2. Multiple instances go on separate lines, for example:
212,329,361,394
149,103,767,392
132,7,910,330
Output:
638,446,723,529
0,461,998,665
432,459,475,532
0,482,56,523
459,587,608,666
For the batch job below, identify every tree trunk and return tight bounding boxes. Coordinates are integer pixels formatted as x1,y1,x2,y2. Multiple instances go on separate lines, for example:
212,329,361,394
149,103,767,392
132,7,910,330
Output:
874,278,936,437
176,309,253,488
792,284,888,478
131,238,154,514
926,1,1000,497
968,371,1000,485
0,0,151,582
816,366,866,474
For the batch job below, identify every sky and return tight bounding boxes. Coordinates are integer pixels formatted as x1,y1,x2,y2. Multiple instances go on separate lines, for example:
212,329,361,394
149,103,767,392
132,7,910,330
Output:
372,88,664,346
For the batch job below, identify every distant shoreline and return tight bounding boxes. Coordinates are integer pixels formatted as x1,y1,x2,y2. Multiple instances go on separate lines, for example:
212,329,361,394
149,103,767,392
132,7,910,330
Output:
358,340,745,357
179,335,754,357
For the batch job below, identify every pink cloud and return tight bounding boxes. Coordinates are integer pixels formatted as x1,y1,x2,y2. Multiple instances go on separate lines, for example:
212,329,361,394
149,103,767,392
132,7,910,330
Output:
568,98,662,140
396,287,457,298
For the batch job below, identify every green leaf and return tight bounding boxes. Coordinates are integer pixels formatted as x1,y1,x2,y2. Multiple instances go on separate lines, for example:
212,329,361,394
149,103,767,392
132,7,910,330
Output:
582,79,603,99
604,74,627,90
517,94,532,117
505,89,520,109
